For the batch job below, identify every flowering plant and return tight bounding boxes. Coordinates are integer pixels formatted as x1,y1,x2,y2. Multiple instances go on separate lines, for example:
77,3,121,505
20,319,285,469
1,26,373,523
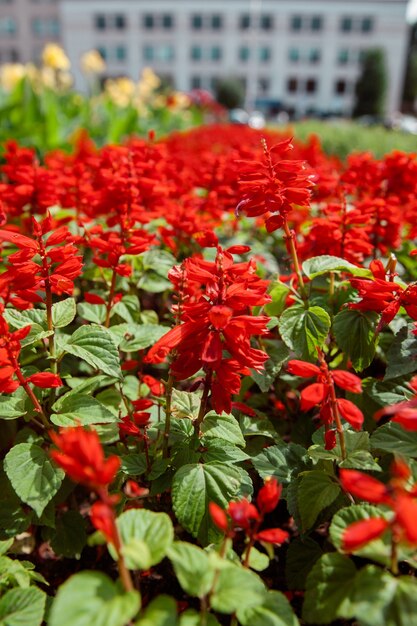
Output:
1,123,417,626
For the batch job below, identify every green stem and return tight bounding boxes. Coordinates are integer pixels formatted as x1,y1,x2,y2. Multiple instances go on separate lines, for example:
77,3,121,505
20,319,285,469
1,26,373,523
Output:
283,222,308,300
329,383,347,460
163,372,175,459
105,270,117,328
194,370,213,437
390,533,399,576
12,361,49,428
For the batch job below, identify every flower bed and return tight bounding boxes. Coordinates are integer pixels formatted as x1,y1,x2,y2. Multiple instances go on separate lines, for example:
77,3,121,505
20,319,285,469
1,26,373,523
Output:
1,123,417,626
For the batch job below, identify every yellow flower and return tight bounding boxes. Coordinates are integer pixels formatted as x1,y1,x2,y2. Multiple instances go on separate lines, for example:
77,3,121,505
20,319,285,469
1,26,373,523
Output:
81,50,106,74
42,43,70,71
0,63,26,91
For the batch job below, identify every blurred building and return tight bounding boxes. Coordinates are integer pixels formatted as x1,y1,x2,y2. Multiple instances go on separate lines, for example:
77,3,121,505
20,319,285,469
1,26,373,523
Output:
0,0,410,116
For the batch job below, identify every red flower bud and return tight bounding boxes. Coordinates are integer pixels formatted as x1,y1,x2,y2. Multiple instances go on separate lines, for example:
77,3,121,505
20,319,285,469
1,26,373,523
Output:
257,477,282,514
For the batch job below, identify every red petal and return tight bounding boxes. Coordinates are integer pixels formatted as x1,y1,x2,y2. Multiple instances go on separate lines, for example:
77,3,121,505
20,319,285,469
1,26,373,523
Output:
342,517,389,552
332,370,362,393
339,469,390,504
300,383,326,411
337,399,364,430
255,528,289,544
287,360,320,378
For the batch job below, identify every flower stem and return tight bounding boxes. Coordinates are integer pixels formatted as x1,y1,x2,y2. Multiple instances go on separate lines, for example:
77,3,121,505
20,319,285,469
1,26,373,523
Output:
194,370,213,437
390,533,399,576
12,362,49,428
117,555,135,593
163,372,175,458
283,222,308,300
105,270,117,328
329,383,347,460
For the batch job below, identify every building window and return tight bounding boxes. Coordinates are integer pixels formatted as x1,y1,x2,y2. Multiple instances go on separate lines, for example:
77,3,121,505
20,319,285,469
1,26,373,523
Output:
191,45,202,61
115,45,126,61
95,15,106,30
288,48,299,63
340,17,352,32
311,16,322,31
309,48,321,63
258,77,270,93
144,44,174,62
190,76,201,89
162,14,174,29
0,17,16,34
212,14,222,29
239,46,250,62
115,15,125,29
240,14,251,30
95,14,126,30
143,14,154,29
259,47,271,62
306,78,317,94
191,14,203,29
287,77,298,93
291,15,302,31
211,46,222,61
32,18,59,37
260,14,273,30
337,49,349,65
361,17,373,33
335,79,347,95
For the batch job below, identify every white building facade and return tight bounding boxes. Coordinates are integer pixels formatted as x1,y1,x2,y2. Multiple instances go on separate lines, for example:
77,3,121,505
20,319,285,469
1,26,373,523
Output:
58,0,409,115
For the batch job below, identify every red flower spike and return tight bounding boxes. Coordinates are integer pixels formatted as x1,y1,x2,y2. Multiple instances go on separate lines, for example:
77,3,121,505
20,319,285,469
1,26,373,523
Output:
342,517,389,552
257,477,282,514
26,372,63,388
300,383,326,411
90,501,120,550
287,360,321,377
50,426,121,489
255,528,289,544
336,399,364,431
332,370,362,394
124,480,149,499
209,502,229,533
228,499,260,530
339,469,391,504
324,430,337,450
394,495,417,543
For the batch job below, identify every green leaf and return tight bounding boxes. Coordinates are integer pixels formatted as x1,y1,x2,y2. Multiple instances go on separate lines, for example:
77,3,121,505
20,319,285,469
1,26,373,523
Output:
279,305,331,361
303,553,356,624
285,537,323,590
242,546,270,572
210,562,266,614
51,394,117,427
4,443,64,518
202,441,249,464
119,324,167,352
48,571,141,626
329,504,392,566
237,590,300,626
251,340,289,391
172,463,241,544
201,412,245,447
297,471,341,531
113,509,173,570
120,454,147,476
302,255,371,278
178,610,220,626
135,595,178,626
345,566,399,626
77,302,106,325
0,396,27,420
65,325,121,378
167,542,215,598
333,309,378,371
371,423,417,457
50,511,87,559
384,324,417,380
265,283,291,317
171,389,201,420
0,469,31,540
0,586,46,626
252,442,310,487
309,430,382,471
52,298,76,328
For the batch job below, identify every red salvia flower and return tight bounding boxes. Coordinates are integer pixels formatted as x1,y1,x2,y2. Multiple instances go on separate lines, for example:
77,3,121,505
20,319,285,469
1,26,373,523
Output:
50,426,120,489
340,462,417,551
